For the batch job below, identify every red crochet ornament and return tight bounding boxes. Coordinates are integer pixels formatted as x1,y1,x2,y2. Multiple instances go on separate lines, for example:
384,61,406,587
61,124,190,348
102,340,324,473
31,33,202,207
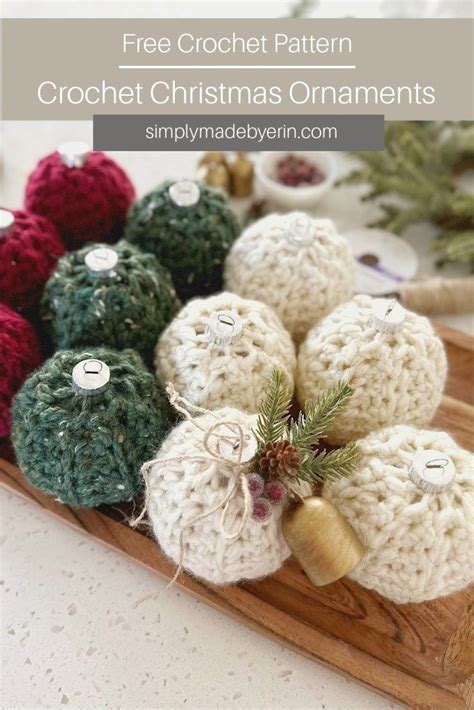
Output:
24,143,135,249
0,208,65,310
0,303,42,438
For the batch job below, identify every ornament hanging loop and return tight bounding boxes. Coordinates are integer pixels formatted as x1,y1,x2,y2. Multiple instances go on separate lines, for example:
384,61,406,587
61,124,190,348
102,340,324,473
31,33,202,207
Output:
206,310,243,348
83,359,104,376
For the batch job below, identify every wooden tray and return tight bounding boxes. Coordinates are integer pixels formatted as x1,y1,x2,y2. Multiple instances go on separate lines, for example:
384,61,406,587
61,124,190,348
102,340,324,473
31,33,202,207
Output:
1,322,473,710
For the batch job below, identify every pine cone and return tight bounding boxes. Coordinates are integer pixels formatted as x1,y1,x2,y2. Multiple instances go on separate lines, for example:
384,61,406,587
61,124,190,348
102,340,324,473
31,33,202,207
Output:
260,440,300,479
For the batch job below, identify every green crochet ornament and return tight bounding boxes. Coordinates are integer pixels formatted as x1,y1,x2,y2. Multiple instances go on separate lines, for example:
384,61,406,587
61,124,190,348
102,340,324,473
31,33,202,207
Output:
125,180,240,301
41,240,180,364
12,348,174,508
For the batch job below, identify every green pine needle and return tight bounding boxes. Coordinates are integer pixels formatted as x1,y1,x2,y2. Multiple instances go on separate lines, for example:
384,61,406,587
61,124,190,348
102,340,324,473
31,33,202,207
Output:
254,369,292,449
253,370,360,487
298,443,361,484
290,382,353,451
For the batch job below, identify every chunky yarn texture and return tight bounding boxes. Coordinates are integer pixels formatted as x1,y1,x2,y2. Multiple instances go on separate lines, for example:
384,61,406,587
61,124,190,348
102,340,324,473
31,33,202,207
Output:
12,348,173,508
155,292,296,413
24,150,135,248
147,407,290,585
0,304,42,438
323,425,474,604
296,295,447,444
42,240,180,364
224,212,353,343
125,180,240,301
0,209,64,310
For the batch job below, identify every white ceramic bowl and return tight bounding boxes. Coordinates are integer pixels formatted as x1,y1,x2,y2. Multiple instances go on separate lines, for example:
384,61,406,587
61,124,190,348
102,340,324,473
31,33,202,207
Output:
256,151,337,209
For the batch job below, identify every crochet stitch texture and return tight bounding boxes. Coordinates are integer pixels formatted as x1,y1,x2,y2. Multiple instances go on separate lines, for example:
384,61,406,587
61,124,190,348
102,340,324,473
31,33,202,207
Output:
12,348,173,508
125,180,240,301
41,240,180,364
25,150,135,248
0,209,64,310
155,292,296,413
296,295,447,444
147,407,290,585
323,425,474,603
224,212,353,343
0,304,42,438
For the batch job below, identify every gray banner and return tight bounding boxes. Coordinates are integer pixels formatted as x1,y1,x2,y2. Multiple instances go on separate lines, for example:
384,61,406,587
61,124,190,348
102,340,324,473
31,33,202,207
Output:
2,19,473,120
93,114,384,151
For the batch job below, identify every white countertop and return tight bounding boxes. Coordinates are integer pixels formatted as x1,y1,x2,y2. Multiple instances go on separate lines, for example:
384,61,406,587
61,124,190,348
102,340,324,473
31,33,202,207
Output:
2,121,472,710
2,489,400,710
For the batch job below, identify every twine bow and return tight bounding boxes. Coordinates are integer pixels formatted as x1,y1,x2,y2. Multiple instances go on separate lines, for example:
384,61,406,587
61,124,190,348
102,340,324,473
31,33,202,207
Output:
131,384,255,587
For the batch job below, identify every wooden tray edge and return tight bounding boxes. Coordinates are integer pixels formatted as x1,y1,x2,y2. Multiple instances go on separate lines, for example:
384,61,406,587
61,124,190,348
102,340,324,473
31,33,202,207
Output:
1,459,470,710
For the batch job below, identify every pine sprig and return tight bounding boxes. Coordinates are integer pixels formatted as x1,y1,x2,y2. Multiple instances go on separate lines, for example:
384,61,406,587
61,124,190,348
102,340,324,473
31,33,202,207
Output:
254,369,292,450
298,443,361,484
253,369,360,490
290,382,353,451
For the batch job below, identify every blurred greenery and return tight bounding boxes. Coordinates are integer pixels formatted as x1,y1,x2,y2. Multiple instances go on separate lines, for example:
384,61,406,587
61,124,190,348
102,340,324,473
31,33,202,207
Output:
339,122,474,269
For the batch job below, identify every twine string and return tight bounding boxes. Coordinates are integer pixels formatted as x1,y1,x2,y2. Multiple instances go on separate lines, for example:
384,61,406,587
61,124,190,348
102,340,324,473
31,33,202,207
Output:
131,384,255,588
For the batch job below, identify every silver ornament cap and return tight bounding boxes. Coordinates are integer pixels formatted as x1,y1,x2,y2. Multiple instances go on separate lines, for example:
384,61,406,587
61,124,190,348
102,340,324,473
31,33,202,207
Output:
369,297,406,333
218,425,258,463
72,359,110,396
287,214,314,246
85,246,118,278
169,180,200,207
207,310,243,348
0,209,15,238
58,141,90,168
408,449,456,493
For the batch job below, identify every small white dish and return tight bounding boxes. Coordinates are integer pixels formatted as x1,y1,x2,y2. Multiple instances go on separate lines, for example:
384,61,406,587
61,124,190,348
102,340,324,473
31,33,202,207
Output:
255,151,337,209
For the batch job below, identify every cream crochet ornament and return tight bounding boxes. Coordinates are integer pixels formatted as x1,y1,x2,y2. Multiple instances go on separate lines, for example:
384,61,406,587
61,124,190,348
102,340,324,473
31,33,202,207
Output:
155,292,296,413
323,425,474,604
145,404,291,585
297,295,447,444
224,212,353,342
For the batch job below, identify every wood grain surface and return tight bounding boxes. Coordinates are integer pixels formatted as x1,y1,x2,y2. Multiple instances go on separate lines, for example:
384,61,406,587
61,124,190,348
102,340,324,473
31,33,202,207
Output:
1,321,473,710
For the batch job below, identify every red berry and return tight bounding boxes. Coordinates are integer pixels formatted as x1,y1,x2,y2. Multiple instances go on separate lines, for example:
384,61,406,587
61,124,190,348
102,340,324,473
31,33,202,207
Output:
246,473,265,498
265,481,288,505
251,497,273,523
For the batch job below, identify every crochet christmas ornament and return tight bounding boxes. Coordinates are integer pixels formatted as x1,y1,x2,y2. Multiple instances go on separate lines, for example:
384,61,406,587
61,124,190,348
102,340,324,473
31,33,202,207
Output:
296,295,447,444
12,347,173,508
224,212,353,343
41,240,180,364
141,371,360,586
125,180,240,301
145,404,290,585
0,208,64,310
323,425,474,604
24,143,135,249
155,291,296,413
0,304,42,438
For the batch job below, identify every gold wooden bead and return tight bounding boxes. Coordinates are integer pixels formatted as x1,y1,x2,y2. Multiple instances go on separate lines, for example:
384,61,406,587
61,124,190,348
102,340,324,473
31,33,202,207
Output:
198,151,227,166
197,163,231,193
282,497,365,587
229,152,254,198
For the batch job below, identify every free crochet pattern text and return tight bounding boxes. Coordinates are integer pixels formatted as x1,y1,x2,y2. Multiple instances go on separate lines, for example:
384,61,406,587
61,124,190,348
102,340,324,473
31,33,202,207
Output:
121,32,353,57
